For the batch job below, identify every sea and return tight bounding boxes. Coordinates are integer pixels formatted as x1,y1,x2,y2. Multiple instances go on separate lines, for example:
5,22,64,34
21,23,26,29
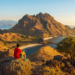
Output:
0,26,13,30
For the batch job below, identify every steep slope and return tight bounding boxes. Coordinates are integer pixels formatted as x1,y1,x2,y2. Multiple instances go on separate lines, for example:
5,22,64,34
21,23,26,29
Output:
0,41,8,51
10,13,74,37
65,25,75,34
72,27,75,32
0,33,26,41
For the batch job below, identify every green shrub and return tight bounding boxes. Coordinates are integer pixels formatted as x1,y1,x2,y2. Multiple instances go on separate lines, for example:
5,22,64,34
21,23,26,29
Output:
56,36,75,59
0,38,2,41
4,42,8,46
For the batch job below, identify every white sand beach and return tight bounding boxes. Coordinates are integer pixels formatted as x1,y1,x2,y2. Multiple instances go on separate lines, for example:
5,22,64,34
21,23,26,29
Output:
44,37,53,40
20,44,42,49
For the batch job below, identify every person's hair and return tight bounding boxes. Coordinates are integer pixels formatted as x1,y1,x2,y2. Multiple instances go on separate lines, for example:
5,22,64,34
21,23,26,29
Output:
17,43,20,47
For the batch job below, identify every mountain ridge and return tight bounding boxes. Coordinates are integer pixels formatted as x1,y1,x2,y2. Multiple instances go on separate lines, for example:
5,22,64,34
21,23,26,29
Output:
1,13,75,37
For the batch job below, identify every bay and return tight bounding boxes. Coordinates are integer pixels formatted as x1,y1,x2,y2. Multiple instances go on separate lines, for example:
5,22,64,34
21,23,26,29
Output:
24,36,66,57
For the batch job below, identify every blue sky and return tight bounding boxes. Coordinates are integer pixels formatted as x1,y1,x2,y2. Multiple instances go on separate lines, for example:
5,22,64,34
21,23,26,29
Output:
0,0,75,26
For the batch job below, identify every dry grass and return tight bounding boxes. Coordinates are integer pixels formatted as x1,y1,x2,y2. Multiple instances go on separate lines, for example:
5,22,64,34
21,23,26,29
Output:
27,46,63,61
0,41,8,51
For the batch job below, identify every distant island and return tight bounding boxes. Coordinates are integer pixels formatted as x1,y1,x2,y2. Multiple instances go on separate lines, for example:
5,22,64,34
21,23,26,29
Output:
0,25,15,26
0,20,17,26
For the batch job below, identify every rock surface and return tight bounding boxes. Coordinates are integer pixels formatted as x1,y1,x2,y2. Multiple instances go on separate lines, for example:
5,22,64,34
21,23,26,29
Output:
0,58,32,75
53,55,63,61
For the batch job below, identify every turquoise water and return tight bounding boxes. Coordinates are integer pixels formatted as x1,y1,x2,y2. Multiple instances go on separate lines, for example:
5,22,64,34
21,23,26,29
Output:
24,45,42,57
47,36,66,48
24,36,66,57
0,26,13,30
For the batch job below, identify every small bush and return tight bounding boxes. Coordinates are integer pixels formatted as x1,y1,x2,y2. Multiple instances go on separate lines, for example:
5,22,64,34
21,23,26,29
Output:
4,42,8,46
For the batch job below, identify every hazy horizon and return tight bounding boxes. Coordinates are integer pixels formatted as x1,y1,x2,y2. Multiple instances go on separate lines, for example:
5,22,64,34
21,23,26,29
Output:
0,0,75,26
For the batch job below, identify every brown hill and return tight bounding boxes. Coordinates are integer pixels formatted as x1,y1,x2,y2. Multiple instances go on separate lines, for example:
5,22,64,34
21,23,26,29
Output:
0,41,8,51
72,27,75,32
0,33,26,41
27,46,63,61
9,13,75,37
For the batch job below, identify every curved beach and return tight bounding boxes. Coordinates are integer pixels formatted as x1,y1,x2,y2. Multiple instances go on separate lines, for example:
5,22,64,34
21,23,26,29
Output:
20,36,55,49
20,44,42,49
44,37,53,40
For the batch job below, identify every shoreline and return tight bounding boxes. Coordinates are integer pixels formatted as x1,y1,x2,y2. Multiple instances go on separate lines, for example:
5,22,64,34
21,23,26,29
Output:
20,44,42,49
44,37,53,40
20,36,57,49
44,36,58,40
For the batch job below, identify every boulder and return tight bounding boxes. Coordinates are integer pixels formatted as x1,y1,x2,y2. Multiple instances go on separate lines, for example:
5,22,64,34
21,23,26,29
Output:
53,55,63,61
72,60,75,67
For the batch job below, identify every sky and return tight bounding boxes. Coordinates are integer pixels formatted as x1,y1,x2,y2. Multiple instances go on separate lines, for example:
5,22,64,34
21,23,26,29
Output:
0,0,75,26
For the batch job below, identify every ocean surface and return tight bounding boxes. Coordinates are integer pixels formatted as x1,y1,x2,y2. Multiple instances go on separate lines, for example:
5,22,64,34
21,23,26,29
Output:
24,36,66,57
0,26,13,30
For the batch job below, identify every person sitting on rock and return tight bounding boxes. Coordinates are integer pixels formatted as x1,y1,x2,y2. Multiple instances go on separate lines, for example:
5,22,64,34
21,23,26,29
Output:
14,43,26,59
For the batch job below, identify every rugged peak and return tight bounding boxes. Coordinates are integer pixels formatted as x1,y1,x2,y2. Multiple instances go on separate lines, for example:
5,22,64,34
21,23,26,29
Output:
44,13,51,16
21,14,32,20
25,14,30,17
36,12,44,17
33,14,36,17
39,12,43,15
10,13,75,37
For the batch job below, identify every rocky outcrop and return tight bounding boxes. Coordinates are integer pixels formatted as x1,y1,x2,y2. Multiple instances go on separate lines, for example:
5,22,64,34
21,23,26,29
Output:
0,58,32,75
33,38,47,45
53,55,63,61
0,56,15,65
46,59,75,74
0,50,9,59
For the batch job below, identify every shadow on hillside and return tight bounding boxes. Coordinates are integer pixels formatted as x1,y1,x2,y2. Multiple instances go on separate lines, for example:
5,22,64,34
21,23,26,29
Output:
0,51,9,59
53,55,63,61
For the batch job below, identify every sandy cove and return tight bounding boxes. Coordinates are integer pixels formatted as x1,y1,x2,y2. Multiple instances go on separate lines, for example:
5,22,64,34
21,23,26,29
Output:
44,37,53,40
20,36,58,49
20,44,42,49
